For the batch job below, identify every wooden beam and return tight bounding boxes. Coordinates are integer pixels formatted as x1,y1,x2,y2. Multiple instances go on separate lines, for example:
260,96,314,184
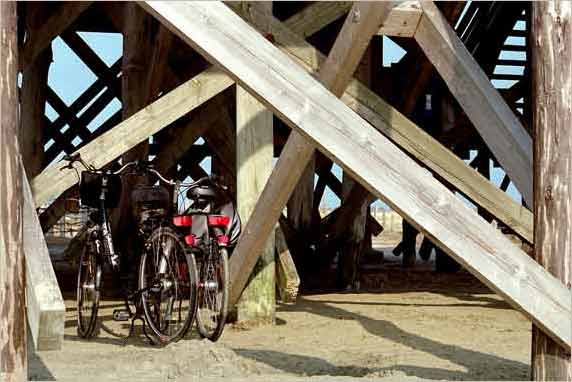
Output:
235,2,275,324
60,30,122,97
39,186,77,232
414,1,533,207
22,172,65,351
531,2,572,379
1,2,26,378
141,1,571,348
282,1,423,38
32,67,234,207
20,2,92,71
223,1,393,305
275,225,300,303
235,81,275,323
20,43,51,178
153,91,232,175
338,42,377,288
233,1,534,243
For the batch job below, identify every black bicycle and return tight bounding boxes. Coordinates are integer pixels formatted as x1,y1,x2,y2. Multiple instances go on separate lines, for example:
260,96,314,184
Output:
175,176,240,341
63,154,199,344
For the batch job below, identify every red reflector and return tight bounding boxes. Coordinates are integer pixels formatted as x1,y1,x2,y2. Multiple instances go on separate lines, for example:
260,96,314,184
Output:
184,235,196,246
217,235,229,246
207,215,230,227
173,215,193,227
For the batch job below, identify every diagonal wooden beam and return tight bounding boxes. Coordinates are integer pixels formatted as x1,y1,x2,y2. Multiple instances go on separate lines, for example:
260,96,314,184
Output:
414,1,533,207
141,1,570,348
32,66,234,207
20,2,93,70
60,30,122,97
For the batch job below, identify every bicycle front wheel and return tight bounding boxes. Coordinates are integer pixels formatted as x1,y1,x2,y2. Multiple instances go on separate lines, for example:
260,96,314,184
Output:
196,246,229,342
77,234,101,338
139,227,198,344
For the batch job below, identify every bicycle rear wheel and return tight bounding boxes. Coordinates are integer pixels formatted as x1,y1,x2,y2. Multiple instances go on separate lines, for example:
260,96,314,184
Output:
77,234,101,338
139,226,198,344
196,246,229,342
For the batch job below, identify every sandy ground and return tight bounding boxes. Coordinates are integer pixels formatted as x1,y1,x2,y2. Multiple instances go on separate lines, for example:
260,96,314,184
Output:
31,240,531,381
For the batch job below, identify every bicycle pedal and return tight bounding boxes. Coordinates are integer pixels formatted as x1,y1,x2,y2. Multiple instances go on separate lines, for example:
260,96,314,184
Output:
113,309,131,322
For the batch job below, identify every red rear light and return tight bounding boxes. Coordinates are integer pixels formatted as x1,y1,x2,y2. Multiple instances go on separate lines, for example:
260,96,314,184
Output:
207,215,230,227
184,234,196,246
217,235,229,246
173,215,193,227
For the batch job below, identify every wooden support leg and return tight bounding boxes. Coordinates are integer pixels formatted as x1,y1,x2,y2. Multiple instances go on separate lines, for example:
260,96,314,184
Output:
338,42,378,289
115,6,158,276
531,2,572,380
286,155,315,255
20,5,52,178
0,2,26,379
275,225,300,303
235,84,275,324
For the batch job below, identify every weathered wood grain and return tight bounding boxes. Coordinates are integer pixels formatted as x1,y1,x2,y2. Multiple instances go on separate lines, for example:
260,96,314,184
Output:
0,2,26,379
275,225,300,303
141,1,570,348
531,1,572,379
236,82,276,323
22,172,65,351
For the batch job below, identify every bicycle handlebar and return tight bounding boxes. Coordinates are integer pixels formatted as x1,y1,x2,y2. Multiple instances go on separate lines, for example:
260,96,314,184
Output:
60,153,227,190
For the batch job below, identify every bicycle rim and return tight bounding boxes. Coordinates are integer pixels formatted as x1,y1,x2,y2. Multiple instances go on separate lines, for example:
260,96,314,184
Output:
140,227,197,344
77,241,100,338
196,247,229,341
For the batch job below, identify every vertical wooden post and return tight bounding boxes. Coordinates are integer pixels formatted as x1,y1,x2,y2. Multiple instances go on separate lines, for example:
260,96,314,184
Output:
338,42,375,289
20,5,52,178
0,2,26,380
114,3,154,266
531,2,572,380
235,2,275,323
286,157,314,251
236,83,275,324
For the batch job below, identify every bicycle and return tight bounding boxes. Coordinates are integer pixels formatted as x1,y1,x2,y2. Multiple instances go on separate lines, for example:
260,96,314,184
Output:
63,153,199,344
176,176,240,341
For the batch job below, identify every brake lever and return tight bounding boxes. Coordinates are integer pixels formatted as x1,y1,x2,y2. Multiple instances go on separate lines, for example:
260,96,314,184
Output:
59,162,74,171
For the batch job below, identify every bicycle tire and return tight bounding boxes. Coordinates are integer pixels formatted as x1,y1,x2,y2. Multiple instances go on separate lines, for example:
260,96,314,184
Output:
196,246,229,342
139,226,198,344
77,234,101,338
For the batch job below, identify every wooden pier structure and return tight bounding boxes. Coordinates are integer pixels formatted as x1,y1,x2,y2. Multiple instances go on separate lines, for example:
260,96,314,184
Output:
0,1,570,380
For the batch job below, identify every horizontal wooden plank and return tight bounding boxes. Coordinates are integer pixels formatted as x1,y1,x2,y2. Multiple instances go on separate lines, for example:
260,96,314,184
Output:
32,67,234,207
140,1,570,348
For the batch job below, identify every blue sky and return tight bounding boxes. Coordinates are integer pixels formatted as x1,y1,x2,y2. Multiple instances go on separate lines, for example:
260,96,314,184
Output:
44,13,525,210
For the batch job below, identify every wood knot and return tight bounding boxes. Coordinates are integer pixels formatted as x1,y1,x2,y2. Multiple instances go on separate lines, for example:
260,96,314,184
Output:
544,185,553,201
567,282,571,290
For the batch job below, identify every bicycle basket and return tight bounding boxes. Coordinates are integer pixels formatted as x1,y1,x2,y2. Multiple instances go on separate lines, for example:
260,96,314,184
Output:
79,171,122,208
